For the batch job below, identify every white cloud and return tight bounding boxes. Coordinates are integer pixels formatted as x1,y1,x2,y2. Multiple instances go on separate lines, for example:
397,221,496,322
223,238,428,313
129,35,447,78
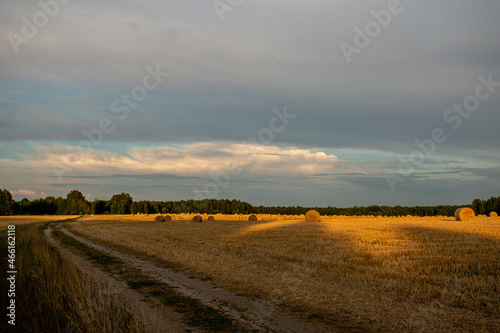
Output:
10,189,47,200
18,142,341,178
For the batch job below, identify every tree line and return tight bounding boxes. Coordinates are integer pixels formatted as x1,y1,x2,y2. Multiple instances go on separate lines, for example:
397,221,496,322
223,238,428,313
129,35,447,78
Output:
0,188,498,217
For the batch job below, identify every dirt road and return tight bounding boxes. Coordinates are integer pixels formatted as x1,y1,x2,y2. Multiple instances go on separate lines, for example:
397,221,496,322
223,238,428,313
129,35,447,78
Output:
47,224,334,332
45,225,196,332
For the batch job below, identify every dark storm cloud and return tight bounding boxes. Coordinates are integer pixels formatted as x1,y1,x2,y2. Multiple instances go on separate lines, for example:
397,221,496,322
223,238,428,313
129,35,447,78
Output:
1,0,499,205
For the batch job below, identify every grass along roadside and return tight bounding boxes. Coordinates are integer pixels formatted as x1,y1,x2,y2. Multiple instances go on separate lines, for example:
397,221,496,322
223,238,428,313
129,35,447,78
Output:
51,225,243,332
0,221,146,333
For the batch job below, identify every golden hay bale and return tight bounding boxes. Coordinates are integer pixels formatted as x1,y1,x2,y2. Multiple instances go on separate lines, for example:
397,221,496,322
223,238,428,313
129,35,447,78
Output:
193,215,203,223
305,210,321,222
208,216,215,222
155,215,165,222
455,208,475,221
248,214,258,222
276,215,284,221
165,215,172,221
490,212,498,218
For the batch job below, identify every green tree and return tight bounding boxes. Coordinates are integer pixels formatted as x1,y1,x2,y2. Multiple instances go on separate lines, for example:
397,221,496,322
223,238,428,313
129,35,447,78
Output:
472,199,486,215
130,202,139,215
108,193,133,214
142,201,150,214
66,190,88,215
91,200,106,214
0,189,14,216
486,196,500,214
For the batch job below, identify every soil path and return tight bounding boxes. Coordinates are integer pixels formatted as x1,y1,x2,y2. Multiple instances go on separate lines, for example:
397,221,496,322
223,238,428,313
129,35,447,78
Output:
58,226,335,332
44,226,200,333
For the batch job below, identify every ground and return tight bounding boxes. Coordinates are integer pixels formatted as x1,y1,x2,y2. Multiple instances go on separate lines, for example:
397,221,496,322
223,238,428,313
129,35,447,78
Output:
2,214,499,332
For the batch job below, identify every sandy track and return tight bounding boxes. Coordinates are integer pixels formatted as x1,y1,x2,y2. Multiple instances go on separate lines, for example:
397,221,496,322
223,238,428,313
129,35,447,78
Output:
58,226,335,332
44,226,199,333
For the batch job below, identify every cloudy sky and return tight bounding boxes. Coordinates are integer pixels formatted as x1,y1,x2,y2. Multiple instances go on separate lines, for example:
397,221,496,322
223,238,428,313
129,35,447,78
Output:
1,0,499,207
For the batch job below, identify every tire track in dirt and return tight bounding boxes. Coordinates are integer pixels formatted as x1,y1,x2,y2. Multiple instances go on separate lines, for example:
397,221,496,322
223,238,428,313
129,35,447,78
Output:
44,226,200,333
59,226,335,332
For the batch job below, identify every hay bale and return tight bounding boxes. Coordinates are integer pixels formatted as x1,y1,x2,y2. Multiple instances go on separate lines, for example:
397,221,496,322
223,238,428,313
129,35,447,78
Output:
208,216,215,222
455,208,475,221
193,215,203,223
165,215,172,221
248,214,258,222
276,215,284,221
155,215,165,222
490,212,498,218
305,210,321,222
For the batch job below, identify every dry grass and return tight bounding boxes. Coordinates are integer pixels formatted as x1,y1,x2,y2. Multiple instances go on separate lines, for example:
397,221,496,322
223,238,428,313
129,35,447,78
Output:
68,215,500,332
0,220,146,333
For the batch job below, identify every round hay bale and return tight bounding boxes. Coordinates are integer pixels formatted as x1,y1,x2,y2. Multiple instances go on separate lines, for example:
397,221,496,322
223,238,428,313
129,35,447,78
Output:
248,214,258,222
455,208,475,221
208,216,215,222
155,215,165,222
490,211,498,218
165,215,172,221
193,215,203,223
276,215,284,221
305,210,321,222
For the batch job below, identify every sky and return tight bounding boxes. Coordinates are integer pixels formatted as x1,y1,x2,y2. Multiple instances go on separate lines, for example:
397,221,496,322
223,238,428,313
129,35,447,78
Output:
1,0,499,207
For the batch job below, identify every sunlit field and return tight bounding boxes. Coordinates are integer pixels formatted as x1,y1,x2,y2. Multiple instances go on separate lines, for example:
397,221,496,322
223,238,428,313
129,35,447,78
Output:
0,215,79,231
67,215,500,332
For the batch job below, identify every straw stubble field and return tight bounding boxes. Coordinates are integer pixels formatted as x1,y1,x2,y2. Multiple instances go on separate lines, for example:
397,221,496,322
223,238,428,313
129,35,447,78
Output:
69,215,500,332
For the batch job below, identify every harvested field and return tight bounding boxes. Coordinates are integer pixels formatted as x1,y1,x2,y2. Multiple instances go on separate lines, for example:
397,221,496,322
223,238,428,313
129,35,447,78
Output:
66,215,500,332
0,215,79,231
